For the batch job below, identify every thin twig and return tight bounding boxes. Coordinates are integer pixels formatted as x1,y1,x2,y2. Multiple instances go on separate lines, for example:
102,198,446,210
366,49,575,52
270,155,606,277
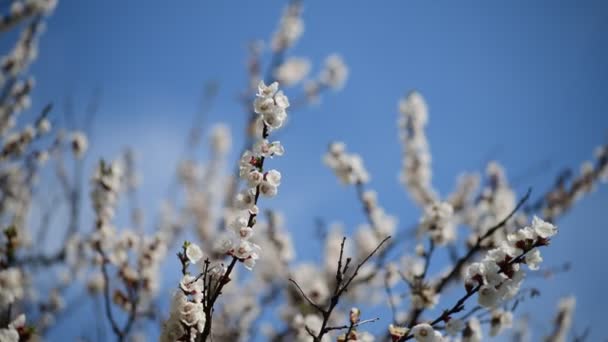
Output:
288,278,324,313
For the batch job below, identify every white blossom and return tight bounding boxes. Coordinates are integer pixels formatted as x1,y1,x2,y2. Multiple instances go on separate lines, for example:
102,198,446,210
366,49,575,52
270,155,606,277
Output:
412,323,443,342
274,57,311,86
490,309,513,336
185,243,203,264
445,318,464,336
320,54,348,90
462,318,482,342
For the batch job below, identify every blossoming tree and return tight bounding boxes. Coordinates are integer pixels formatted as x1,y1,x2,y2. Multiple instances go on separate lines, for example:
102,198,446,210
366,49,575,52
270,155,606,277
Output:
0,1,605,342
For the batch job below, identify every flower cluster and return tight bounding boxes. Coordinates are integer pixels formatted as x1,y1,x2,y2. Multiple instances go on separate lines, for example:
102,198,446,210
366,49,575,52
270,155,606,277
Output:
545,296,575,342
274,57,311,87
465,216,557,308
253,80,290,131
398,91,437,207
355,189,397,260
161,289,206,342
271,1,304,52
90,159,122,228
469,162,517,246
0,0,57,33
418,201,455,245
88,159,168,324
542,144,608,221
0,267,23,309
304,54,349,102
215,81,289,272
324,142,369,185
319,54,349,90
0,314,33,342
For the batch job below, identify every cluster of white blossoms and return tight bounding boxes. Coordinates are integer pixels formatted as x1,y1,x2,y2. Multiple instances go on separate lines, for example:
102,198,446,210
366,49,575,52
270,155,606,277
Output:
324,142,369,185
90,160,122,229
160,241,211,342
271,1,303,52
0,0,57,33
465,216,557,308
545,296,575,342
178,124,232,245
319,54,349,90
0,112,51,160
216,81,289,270
469,162,517,246
542,144,608,221
305,54,349,102
0,78,34,135
161,289,206,342
0,314,31,342
1,17,45,80
253,80,290,131
418,201,455,245
0,267,24,309
274,57,311,87
88,159,168,314
398,91,437,207
252,211,295,283
355,190,397,261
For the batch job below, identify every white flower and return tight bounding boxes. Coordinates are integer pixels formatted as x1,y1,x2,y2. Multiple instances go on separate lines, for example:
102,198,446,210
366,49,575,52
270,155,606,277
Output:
525,248,543,270
265,169,282,187
263,107,287,129
0,329,18,342
259,182,278,197
320,54,348,90
160,316,186,342
257,80,278,98
36,117,51,134
399,91,428,126
180,301,206,331
228,216,247,230
235,188,256,209
247,170,264,186
274,90,290,109
274,57,310,86
185,243,203,264
389,325,409,340
271,3,304,51
478,285,500,308
209,124,231,155
254,140,285,157
70,131,88,158
419,201,454,245
324,143,370,184
463,318,482,342
0,268,24,307
531,216,557,238
490,310,513,336
445,318,464,336
254,96,276,115
411,323,442,342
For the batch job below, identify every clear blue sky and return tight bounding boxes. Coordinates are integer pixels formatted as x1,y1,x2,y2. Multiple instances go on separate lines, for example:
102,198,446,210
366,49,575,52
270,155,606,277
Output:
17,0,608,340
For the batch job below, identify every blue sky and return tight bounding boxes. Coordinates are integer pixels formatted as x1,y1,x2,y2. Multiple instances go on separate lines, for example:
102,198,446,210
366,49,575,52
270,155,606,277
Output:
12,0,608,340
